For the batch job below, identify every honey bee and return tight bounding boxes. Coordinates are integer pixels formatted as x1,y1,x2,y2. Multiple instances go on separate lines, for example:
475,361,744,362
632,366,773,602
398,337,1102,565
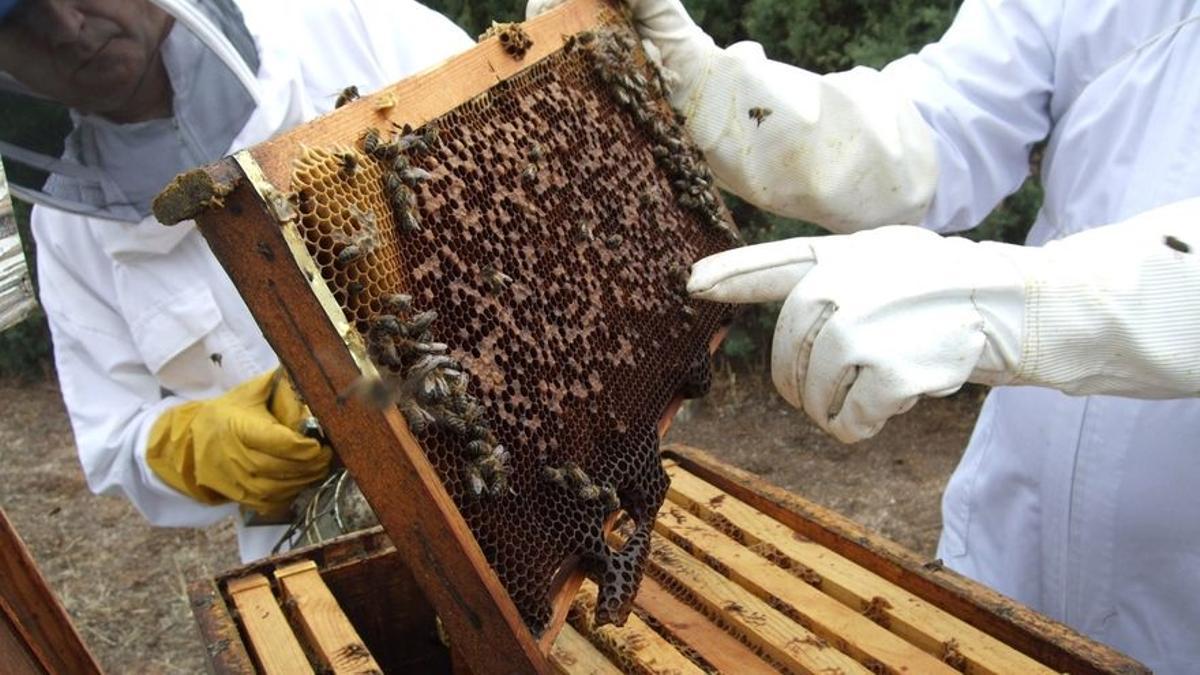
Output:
397,132,427,154
338,151,358,179
405,310,438,336
439,408,470,436
573,222,594,243
361,128,381,156
488,471,512,498
347,281,365,300
578,483,602,501
564,462,589,488
369,337,403,369
671,266,690,293
372,314,403,336
455,398,486,428
409,352,453,375
521,164,538,183
422,123,441,149
468,439,492,459
600,485,620,512
413,341,449,355
373,138,400,162
419,372,452,403
748,106,774,127
541,464,567,488
527,142,543,163
1165,235,1191,253
297,417,325,441
385,171,405,196
448,374,469,398
639,191,656,208
293,188,314,213
481,264,513,293
384,293,412,313
209,352,223,367
336,244,362,267
465,465,487,498
477,445,510,477
401,398,435,435
401,167,433,186
467,422,493,443
398,208,422,234
605,234,624,248
335,85,360,108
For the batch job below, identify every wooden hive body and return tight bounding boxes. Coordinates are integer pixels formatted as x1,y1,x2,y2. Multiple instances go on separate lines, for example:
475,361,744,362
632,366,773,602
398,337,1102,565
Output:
190,446,1150,675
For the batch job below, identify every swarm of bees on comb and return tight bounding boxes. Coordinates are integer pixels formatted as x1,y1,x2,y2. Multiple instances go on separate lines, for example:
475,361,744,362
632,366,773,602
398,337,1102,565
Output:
288,22,739,634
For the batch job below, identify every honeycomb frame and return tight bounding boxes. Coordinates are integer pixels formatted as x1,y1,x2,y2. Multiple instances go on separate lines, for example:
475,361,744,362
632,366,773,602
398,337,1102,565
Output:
172,0,738,654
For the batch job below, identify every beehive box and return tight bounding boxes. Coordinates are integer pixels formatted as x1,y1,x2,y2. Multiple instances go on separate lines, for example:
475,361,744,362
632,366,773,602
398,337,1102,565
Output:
156,1,739,669
190,444,1148,674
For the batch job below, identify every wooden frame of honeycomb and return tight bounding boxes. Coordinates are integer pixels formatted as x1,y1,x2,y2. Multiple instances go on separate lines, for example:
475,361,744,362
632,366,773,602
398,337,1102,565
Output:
155,1,739,671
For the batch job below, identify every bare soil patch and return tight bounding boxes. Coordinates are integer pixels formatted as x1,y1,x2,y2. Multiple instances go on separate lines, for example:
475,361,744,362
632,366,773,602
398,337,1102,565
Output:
0,373,981,672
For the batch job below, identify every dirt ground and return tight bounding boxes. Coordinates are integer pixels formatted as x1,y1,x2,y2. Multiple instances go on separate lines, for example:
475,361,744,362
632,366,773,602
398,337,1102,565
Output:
0,373,983,673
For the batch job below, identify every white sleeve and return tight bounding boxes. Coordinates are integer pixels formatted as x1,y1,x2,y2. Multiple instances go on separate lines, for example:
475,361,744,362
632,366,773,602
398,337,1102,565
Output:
683,43,939,234
33,210,234,528
685,0,1061,236
882,0,1061,233
347,0,476,74
1009,198,1200,397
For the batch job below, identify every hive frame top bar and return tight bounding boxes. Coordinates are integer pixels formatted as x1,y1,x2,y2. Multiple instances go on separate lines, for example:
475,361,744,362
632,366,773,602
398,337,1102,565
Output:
249,0,627,191
172,2,641,673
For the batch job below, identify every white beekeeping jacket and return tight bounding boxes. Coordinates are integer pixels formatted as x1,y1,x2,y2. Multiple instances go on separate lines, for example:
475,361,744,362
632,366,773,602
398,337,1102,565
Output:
880,2,1200,671
30,0,474,562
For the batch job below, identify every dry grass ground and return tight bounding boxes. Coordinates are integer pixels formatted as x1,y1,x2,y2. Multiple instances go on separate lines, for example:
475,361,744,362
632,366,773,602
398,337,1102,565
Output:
0,373,982,673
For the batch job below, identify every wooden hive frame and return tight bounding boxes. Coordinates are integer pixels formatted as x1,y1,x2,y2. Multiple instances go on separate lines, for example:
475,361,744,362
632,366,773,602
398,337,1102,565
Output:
157,1,728,672
189,445,1150,674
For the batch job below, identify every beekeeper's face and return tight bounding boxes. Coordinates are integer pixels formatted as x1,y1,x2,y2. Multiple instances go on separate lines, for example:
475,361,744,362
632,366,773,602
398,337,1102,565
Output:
0,0,174,121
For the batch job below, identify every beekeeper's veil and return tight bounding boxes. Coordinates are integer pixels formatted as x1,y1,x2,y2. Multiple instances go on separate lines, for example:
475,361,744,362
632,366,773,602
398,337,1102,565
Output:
0,0,261,222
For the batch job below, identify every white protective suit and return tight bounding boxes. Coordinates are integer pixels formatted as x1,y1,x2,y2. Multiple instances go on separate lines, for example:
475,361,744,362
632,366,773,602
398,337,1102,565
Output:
556,0,1200,670
31,0,473,562
889,4,1200,672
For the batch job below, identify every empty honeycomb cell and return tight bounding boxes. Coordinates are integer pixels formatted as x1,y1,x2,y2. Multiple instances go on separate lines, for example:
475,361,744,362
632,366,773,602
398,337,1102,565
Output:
288,23,738,635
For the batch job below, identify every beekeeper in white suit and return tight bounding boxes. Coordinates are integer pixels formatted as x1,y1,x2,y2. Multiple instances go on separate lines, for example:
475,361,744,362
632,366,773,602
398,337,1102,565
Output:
0,0,473,562
525,0,1200,670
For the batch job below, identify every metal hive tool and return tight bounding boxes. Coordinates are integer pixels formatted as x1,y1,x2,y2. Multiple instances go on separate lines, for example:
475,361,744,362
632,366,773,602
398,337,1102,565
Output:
156,2,739,642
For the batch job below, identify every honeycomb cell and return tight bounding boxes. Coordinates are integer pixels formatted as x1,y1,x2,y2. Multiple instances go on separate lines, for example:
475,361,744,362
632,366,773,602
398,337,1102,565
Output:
290,24,738,635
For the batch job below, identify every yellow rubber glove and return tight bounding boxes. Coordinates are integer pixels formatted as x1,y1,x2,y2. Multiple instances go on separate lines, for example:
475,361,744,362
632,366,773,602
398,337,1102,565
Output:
146,370,331,515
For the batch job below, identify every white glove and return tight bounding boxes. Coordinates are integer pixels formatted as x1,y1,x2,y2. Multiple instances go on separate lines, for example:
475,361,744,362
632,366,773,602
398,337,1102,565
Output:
526,0,937,233
690,199,1200,443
